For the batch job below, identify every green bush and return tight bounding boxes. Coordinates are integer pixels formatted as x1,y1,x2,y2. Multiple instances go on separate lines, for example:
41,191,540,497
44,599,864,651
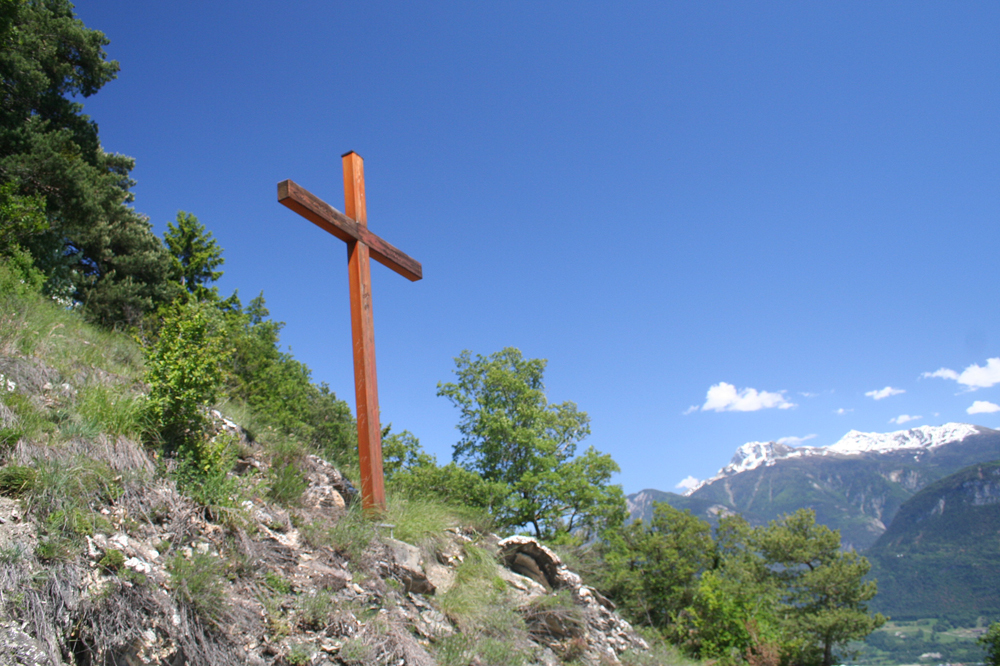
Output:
981,622,1000,666
145,302,228,460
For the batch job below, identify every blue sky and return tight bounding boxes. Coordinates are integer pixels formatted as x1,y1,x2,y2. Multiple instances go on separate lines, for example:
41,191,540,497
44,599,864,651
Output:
73,2,1000,494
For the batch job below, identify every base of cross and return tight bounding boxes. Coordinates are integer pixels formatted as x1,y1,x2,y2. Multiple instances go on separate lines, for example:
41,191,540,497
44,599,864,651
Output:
278,151,422,514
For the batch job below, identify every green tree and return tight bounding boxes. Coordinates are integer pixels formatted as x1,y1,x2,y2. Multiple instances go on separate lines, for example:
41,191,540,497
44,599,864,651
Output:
600,502,715,630
676,515,783,663
0,0,176,325
980,622,1000,666
163,211,224,301
756,509,885,666
437,347,624,538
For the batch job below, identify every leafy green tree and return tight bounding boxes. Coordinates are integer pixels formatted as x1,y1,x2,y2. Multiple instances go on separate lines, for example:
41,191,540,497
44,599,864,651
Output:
437,347,624,538
381,426,434,481
164,211,224,301
755,509,885,666
600,502,715,630
0,0,176,325
979,622,1000,666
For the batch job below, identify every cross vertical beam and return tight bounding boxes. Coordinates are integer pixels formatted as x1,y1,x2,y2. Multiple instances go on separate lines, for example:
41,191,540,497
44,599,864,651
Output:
342,152,385,512
277,152,423,515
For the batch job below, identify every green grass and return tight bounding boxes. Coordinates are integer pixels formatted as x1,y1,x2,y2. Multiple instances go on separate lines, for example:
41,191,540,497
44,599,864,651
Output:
74,384,149,439
301,502,377,563
167,552,230,625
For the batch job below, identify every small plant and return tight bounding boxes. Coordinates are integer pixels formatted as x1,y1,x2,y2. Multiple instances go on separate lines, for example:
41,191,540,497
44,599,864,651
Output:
167,552,229,625
285,642,314,666
296,591,334,631
267,438,308,506
36,537,73,562
264,570,292,595
46,507,109,537
174,432,249,513
98,548,126,573
523,589,585,640
433,543,534,666
0,392,51,445
0,543,25,564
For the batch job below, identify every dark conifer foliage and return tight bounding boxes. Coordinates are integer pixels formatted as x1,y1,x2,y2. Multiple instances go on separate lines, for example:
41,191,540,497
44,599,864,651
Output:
0,0,176,325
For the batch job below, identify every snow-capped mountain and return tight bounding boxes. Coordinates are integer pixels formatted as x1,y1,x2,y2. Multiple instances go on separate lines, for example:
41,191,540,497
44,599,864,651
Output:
826,422,979,455
684,423,983,496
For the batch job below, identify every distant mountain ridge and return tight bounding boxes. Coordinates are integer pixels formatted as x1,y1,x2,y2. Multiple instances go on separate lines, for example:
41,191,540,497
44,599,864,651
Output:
683,423,981,495
628,423,1000,550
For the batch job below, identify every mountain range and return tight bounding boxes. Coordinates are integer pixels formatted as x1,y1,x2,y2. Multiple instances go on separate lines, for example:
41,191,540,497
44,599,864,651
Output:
627,423,1000,550
627,422,1000,620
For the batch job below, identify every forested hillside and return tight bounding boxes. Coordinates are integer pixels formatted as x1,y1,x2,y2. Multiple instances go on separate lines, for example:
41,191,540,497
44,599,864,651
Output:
868,461,1000,623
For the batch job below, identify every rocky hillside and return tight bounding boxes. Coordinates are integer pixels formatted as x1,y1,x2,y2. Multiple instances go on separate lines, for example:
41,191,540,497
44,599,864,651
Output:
0,279,661,666
0,425,651,666
628,424,1000,550
867,460,1000,621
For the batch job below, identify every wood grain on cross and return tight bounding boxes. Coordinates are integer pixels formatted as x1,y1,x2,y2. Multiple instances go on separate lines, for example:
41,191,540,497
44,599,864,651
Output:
278,152,422,512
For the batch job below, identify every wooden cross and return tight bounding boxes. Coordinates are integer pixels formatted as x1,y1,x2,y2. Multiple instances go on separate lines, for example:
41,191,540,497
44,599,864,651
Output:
278,152,422,512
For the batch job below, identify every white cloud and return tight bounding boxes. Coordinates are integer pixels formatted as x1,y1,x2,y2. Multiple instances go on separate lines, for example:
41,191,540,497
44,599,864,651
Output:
700,382,796,412
866,386,905,400
777,434,817,447
675,476,701,492
834,408,853,415
799,392,819,398
923,368,960,381
922,358,1000,390
889,414,921,425
967,400,1000,415
682,405,699,415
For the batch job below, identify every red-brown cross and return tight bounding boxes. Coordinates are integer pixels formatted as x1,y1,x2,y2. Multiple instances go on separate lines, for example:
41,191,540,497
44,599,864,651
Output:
278,152,422,513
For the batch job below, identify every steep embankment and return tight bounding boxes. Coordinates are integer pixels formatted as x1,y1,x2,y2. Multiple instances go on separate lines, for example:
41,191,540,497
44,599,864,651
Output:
867,460,1000,621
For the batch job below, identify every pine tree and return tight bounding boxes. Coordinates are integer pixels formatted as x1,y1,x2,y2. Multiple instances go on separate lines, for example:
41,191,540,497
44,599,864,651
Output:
0,0,177,325
756,509,885,666
164,211,225,301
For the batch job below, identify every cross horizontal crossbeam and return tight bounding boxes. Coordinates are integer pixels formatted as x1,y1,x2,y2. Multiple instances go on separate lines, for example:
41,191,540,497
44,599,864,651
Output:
278,179,422,282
